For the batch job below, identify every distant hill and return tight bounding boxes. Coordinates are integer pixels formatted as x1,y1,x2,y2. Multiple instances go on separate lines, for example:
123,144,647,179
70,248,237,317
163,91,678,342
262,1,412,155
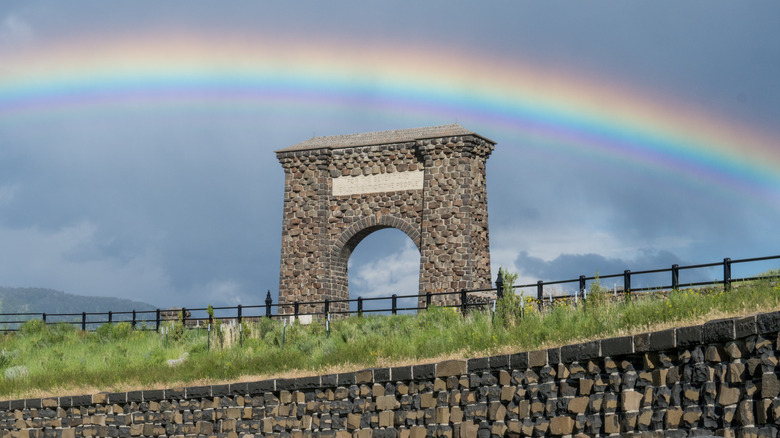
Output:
0,287,157,316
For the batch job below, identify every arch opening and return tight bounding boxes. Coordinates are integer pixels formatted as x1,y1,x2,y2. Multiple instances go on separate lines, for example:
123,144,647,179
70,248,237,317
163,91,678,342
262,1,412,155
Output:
340,227,421,314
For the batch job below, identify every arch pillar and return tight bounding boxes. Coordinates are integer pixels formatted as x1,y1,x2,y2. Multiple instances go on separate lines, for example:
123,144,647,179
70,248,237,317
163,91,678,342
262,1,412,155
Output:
275,125,495,314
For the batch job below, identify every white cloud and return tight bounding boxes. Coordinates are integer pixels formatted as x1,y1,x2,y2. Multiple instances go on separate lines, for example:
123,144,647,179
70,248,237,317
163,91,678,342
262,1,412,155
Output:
348,239,420,298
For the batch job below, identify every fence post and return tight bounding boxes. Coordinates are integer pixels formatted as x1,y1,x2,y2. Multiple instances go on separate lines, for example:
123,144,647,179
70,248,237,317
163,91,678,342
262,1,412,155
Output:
181,307,187,327
579,275,586,301
460,289,468,314
324,298,330,317
425,291,432,309
624,270,631,296
672,264,679,290
357,296,363,317
294,301,299,320
108,311,112,324
42,313,46,324
156,309,161,332
132,310,137,329
495,271,504,301
265,291,273,318
82,312,86,331
237,304,242,324
537,281,543,311
392,294,398,315
724,258,732,291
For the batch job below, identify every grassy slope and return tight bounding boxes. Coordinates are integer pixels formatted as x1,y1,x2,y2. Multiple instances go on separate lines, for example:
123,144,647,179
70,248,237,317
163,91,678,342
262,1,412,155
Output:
1,279,778,400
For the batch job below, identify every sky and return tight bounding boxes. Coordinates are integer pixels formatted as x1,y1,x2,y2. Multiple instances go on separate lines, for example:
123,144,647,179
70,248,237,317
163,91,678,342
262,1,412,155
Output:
0,1,779,310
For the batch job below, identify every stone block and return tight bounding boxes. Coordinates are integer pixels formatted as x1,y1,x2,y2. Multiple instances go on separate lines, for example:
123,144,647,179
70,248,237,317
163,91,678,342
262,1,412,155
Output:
633,332,650,352
666,407,683,429
621,390,643,412
355,369,373,384
736,316,757,338
567,397,588,415
295,376,320,390
247,379,275,393
436,360,467,377
337,372,355,386
547,348,561,366
703,318,735,343
762,373,780,399
603,414,620,434
374,367,391,383
186,385,211,399
561,345,579,363
549,416,574,435
580,341,600,361
509,352,529,370
528,350,547,368
489,354,510,370
757,311,780,335
676,325,702,347
413,364,435,380
649,329,676,351
601,336,633,357
466,357,489,374
391,366,412,382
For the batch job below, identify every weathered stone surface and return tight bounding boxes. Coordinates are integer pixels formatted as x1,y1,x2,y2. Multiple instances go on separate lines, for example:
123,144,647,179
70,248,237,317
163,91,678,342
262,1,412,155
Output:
549,416,574,435
677,325,702,347
436,360,467,378
649,329,676,351
704,318,735,344
601,336,634,357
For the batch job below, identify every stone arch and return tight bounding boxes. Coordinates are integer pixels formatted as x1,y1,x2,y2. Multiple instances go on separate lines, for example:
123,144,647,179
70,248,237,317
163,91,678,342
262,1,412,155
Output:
275,124,495,314
329,216,422,307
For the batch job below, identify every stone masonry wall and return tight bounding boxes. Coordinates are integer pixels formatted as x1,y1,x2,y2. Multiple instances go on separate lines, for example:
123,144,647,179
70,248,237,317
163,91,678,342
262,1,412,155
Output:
5,310,780,437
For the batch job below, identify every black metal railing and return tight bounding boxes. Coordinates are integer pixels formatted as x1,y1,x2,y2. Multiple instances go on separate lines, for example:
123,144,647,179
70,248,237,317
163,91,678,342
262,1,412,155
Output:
1,255,778,332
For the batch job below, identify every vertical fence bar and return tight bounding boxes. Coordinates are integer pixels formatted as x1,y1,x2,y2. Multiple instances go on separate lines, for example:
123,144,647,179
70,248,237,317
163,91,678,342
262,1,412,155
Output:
156,309,161,332
182,307,187,327
294,301,299,320
324,298,330,317
237,304,242,324
537,281,544,311
357,296,363,317
265,291,273,318
460,289,468,314
81,312,86,331
132,310,137,329
495,271,504,301
392,294,398,315
42,313,46,324
108,311,112,324
672,264,679,290
425,291,432,309
724,258,732,291
624,270,631,297
579,275,586,301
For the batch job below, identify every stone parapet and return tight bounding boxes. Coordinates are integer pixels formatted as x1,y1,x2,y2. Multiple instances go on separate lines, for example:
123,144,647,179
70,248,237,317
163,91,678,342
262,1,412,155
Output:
4,310,780,437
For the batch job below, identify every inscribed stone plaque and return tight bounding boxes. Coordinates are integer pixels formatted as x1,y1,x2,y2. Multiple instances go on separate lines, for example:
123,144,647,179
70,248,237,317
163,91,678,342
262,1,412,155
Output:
332,170,424,196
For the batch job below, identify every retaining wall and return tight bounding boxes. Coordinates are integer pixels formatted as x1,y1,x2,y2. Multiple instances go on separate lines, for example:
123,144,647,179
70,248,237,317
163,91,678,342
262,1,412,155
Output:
4,311,780,437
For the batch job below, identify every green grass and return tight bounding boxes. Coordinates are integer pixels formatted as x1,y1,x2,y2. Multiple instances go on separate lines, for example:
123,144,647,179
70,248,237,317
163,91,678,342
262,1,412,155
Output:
1,277,779,400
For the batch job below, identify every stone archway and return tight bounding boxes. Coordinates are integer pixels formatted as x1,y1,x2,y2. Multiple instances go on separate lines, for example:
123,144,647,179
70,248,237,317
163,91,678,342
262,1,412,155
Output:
275,124,495,314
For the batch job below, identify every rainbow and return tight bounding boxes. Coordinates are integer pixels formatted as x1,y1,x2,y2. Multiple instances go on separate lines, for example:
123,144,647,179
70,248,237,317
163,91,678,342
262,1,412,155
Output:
2,31,779,205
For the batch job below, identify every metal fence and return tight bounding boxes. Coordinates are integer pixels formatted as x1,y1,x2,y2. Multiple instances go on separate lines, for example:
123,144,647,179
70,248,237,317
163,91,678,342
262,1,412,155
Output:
1,254,778,332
